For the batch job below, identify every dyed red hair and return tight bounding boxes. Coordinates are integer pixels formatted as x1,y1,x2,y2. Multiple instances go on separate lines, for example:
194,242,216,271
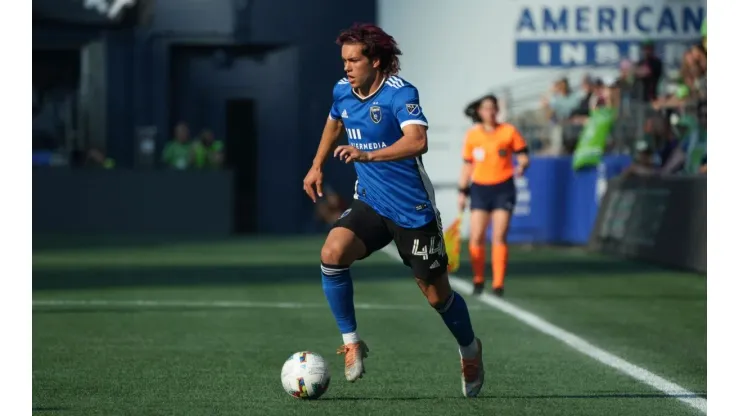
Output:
336,23,402,76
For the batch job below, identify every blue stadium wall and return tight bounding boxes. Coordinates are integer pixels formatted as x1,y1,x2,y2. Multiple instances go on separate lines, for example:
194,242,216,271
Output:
33,0,376,234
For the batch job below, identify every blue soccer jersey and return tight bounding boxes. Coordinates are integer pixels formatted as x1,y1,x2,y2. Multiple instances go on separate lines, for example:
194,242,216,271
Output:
328,76,440,229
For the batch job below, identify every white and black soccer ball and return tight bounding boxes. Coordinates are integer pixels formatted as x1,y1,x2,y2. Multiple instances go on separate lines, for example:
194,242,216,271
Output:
280,351,331,400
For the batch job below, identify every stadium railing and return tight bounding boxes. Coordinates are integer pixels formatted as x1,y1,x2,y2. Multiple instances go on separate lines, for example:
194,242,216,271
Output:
509,96,705,161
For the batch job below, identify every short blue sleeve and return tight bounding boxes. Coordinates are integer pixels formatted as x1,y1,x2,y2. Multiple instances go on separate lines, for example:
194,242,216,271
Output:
329,100,341,120
392,86,428,129
329,79,346,120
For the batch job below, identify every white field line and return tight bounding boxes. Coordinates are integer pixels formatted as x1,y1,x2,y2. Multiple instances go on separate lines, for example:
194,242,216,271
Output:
380,246,707,414
32,299,485,312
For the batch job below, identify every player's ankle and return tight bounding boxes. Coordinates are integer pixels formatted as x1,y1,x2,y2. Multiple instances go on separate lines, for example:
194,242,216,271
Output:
459,338,479,359
342,332,361,345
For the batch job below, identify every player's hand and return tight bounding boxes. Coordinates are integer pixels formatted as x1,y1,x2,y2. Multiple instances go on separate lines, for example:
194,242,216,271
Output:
302,166,324,203
457,192,467,212
334,145,370,163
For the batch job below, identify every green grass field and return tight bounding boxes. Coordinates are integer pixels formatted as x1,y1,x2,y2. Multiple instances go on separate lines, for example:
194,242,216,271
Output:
32,236,706,415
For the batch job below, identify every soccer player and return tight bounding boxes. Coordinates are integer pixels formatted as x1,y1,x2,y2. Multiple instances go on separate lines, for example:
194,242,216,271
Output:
302,23,485,398
458,95,530,296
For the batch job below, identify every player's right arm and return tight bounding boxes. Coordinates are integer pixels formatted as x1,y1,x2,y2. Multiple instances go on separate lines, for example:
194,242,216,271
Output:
304,116,344,203
304,81,347,203
312,117,344,168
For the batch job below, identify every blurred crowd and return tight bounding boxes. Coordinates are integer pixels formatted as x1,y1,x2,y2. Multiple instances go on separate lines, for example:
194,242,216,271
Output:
33,112,225,170
161,122,225,170
536,22,707,176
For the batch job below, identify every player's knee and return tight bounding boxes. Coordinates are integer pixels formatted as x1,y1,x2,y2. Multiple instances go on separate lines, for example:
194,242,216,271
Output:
428,291,453,311
419,276,453,309
428,295,446,310
469,233,486,247
320,243,341,265
491,225,509,245
491,234,506,245
320,241,357,266
468,226,487,246
419,282,445,309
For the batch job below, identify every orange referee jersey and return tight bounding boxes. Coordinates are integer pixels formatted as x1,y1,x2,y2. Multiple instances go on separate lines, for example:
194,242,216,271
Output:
462,123,528,185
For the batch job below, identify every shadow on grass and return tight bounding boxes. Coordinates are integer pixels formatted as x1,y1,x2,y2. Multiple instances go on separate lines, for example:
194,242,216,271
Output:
33,234,702,293
33,263,409,291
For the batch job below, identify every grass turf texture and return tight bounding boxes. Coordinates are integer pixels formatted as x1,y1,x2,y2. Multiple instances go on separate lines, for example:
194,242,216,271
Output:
33,236,706,415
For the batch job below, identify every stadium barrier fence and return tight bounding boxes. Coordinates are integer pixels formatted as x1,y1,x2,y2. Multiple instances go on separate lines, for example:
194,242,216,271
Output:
33,168,234,235
589,174,706,273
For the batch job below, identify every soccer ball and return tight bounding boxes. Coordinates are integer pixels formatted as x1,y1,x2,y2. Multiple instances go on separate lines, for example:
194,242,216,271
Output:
280,351,331,400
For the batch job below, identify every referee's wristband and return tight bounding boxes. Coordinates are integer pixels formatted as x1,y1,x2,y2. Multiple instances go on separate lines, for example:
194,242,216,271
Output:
458,187,470,196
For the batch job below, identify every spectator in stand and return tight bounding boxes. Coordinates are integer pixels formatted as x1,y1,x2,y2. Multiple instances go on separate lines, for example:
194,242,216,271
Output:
691,44,707,74
569,75,596,125
689,44,707,98
193,129,225,169
615,58,637,111
623,115,680,176
162,122,193,170
653,46,706,112
623,140,657,176
650,115,681,172
590,78,611,109
541,77,580,123
633,40,663,103
559,75,602,154
539,77,582,155
652,68,690,112
680,49,702,97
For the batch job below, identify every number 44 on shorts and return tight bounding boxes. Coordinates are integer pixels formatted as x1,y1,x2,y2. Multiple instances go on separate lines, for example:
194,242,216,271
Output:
411,237,444,260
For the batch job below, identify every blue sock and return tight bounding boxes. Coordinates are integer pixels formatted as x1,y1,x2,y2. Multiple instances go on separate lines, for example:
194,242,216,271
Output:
321,263,357,334
436,292,476,347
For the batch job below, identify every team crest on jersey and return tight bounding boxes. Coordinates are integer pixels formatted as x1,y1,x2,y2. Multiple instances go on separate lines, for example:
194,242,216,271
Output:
369,106,382,124
406,104,421,116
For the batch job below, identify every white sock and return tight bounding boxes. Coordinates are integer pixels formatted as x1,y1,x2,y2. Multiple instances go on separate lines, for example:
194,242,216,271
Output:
459,338,479,360
342,332,360,345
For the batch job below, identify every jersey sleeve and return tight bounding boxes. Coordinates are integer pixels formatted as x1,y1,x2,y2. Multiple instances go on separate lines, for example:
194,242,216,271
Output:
329,102,341,120
328,80,344,120
392,86,428,129
462,131,475,162
511,126,528,153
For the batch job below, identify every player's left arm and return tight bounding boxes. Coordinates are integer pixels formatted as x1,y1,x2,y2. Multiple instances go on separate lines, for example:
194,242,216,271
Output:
367,86,429,162
511,127,530,176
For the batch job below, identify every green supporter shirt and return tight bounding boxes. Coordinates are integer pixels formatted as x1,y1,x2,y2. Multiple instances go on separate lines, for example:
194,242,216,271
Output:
192,140,224,169
162,141,192,169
